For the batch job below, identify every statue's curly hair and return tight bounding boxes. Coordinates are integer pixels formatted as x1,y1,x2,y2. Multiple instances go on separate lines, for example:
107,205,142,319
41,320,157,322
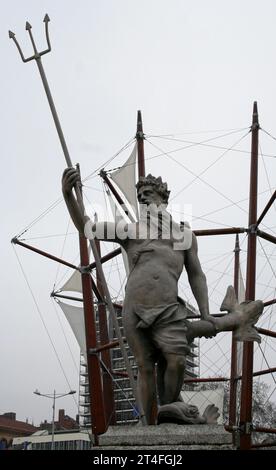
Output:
136,174,170,203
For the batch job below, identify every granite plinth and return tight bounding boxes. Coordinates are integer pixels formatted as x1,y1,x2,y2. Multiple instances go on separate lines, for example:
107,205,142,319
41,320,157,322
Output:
97,424,233,449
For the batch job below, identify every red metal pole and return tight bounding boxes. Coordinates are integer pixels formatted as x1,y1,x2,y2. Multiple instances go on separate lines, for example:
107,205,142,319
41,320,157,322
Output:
239,101,259,450
252,366,276,378
136,110,145,177
257,327,276,338
194,227,246,237
12,238,79,271
263,299,276,307
79,235,106,435
252,426,276,434
100,170,126,206
99,170,135,222
183,377,229,384
52,293,83,302
256,190,276,227
94,340,120,353
88,247,121,271
236,367,276,381
12,238,104,301
257,230,276,245
77,166,107,436
95,236,116,425
228,235,240,431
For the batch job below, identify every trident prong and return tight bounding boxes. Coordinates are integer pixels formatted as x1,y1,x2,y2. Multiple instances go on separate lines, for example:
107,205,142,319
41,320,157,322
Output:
25,21,38,55
42,14,51,54
8,30,33,63
9,14,51,63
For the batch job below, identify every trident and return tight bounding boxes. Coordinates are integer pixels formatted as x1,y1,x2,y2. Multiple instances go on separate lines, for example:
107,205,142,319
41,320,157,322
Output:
9,14,145,427
9,14,72,168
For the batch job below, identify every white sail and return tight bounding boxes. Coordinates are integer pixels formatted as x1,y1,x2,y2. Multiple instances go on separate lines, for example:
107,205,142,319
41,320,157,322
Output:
109,143,138,217
60,245,91,294
60,269,83,294
58,301,86,357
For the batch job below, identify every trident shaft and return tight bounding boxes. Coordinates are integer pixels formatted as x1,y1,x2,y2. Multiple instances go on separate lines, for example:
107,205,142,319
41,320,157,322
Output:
9,15,145,425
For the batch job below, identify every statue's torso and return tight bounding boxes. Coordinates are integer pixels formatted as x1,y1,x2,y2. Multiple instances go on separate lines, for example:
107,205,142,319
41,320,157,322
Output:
124,237,185,307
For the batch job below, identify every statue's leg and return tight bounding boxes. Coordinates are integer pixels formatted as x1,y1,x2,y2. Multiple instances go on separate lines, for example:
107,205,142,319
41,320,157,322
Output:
159,353,186,405
156,356,166,405
123,309,158,424
137,358,157,424
157,355,184,405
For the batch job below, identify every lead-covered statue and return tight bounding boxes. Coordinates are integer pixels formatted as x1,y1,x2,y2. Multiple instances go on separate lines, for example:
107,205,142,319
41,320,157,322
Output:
62,169,263,425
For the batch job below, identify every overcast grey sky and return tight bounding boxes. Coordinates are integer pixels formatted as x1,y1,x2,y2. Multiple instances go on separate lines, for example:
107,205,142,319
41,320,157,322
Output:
1,1,276,426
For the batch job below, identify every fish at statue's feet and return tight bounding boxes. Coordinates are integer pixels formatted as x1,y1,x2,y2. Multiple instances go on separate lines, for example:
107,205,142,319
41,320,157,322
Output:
220,285,263,343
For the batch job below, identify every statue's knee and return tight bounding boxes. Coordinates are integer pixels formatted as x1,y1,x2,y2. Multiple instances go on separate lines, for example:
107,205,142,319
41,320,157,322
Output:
166,355,186,371
175,356,186,371
137,361,154,376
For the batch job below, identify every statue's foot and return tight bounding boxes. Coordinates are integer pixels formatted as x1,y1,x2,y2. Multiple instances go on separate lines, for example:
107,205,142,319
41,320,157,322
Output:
157,401,205,425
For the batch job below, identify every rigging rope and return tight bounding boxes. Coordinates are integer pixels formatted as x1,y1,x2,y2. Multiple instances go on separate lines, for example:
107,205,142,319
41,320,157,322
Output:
259,144,276,227
106,128,257,174
99,359,138,415
146,126,250,137
194,188,275,224
261,127,276,143
83,137,136,182
145,135,276,160
146,138,248,214
169,130,250,201
258,344,276,406
22,232,76,241
258,238,276,285
12,245,78,411
258,300,274,385
14,138,135,238
16,197,64,239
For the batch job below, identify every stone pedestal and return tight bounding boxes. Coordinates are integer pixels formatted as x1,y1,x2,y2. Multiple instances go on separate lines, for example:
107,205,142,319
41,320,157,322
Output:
97,424,233,450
